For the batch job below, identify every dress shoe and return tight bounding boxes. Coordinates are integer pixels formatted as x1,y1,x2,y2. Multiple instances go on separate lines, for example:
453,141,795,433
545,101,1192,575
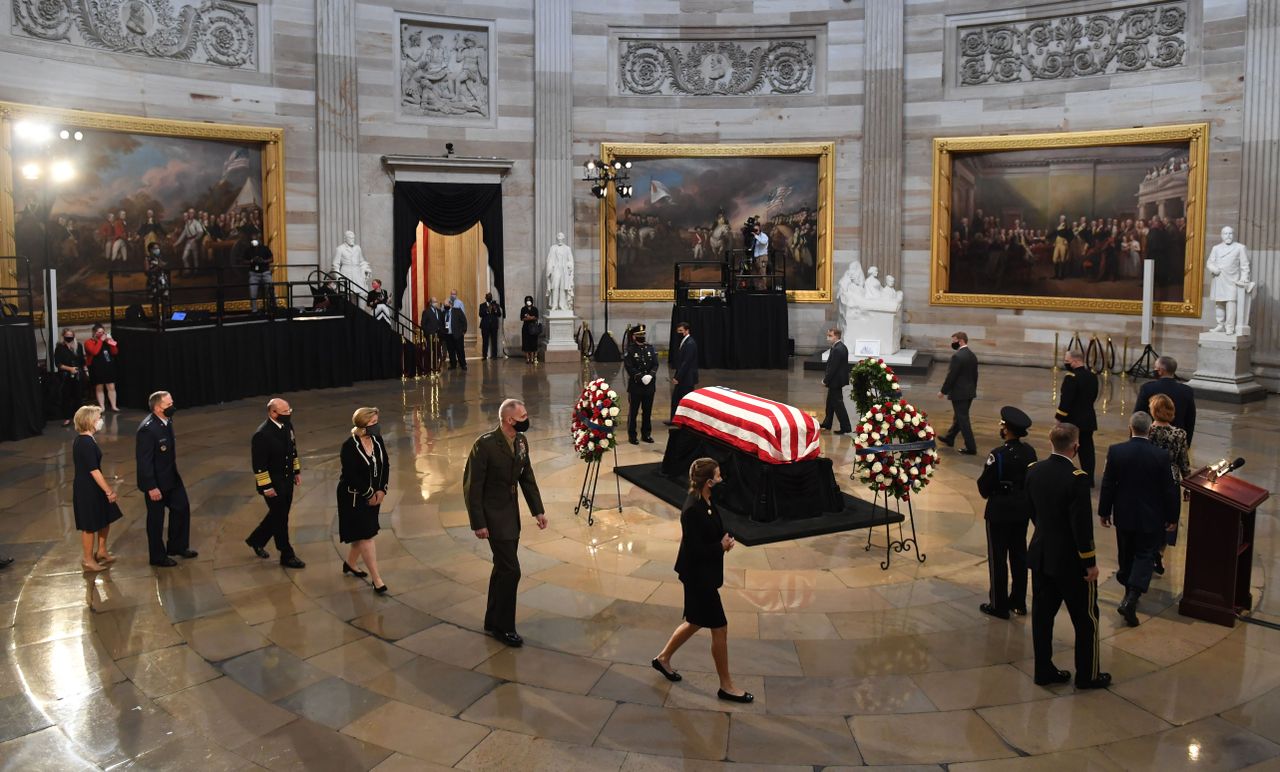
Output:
1011,606,1027,616
651,658,682,682
938,435,955,448
246,539,269,559
1117,590,1140,627
150,557,178,567
642,436,654,444
492,630,523,647
280,556,306,569
629,438,639,445
717,688,754,703
819,425,831,432
958,448,978,456
1075,673,1113,689
95,552,117,564
979,602,1009,620
1154,557,1166,576
0,557,13,569
374,584,389,594
1034,668,1071,686
169,549,198,559
343,561,368,578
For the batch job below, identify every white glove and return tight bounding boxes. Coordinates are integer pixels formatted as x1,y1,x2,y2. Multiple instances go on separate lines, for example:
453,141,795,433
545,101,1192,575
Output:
641,374,653,385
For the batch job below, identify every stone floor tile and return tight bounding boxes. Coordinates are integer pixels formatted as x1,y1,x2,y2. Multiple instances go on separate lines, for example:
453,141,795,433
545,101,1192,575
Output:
852,710,1018,765
911,664,1053,711
456,728,628,771
254,608,369,659
729,713,862,765
306,636,416,684
349,603,439,641
764,674,937,715
395,622,505,669
234,715,393,771
0,726,99,771
44,681,180,766
1098,716,1279,771
341,700,489,765
473,645,610,695
117,644,222,698
220,644,332,702
362,654,498,715
589,662,675,707
174,610,270,662
154,676,297,749
596,702,729,760
978,690,1171,755
274,677,389,731
460,682,617,746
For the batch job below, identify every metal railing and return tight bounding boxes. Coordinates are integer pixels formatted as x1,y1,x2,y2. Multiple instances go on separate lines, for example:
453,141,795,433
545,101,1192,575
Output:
0,255,35,324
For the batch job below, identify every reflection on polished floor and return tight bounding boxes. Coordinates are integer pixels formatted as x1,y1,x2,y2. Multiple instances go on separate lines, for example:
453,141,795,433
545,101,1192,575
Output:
2,357,1280,770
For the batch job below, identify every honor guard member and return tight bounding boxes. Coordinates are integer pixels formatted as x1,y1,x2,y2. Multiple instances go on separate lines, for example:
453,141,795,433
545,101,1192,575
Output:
1026,422,1111,690
976,406,1037,619
245,398,306,568
624,325,659,445
1055,349,1099,485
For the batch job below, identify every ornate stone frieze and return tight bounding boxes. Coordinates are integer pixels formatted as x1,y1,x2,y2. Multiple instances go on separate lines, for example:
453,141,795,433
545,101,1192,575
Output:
11,0,258,69
397,17,495,122
617,37,816,97
957,1,1187,86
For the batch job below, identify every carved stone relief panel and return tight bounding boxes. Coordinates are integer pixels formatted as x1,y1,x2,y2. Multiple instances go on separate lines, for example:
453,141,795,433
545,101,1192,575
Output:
396,13,496,124
616,36,817,97
956,1,1188,86
11,0,259,69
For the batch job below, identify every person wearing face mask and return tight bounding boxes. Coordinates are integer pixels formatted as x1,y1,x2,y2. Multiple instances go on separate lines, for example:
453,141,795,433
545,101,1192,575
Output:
479,292,503,360
463,398,547,646
135,390,196,567
338,407,390,592
245,398,305,568
84,323,120,413
652,458,753,703
937,330,979,455
819,327,852,434
976,406,1037,619
668,321,699,423
624,325,658,444
1054,349,1098,486
54,327,87,427
520,296,540,364
72,405,123,572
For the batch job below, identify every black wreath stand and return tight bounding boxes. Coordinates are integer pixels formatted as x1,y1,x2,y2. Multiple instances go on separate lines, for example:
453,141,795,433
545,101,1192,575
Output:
574,446,622,527
852,440,932,570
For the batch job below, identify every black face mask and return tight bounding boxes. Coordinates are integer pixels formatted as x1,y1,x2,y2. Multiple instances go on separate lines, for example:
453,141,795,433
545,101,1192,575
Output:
364,424,381,437
513,418,530,433
64,336,74,343
277,414,292,426
163,405,176,418
951,341,961,350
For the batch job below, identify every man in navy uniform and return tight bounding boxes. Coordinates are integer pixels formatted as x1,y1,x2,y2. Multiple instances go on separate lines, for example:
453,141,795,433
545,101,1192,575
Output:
937,331,979,455
245,398,306,569
1135,355,1196,445
624,325,659,445
1098,411,1180,627
669,321,699,422
1026,422,1110,689
1055,349,1099,485
136,390,195,567
819,327,852,434
976,406,1037,619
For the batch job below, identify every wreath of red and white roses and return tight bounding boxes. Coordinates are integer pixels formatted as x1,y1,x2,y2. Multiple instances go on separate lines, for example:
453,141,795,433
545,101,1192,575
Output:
852,398,940,501
571,378,620,461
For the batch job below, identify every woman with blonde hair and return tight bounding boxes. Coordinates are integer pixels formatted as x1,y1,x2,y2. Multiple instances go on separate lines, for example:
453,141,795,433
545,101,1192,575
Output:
72,405,122,571
1148,393,1190,575
338,406,390,592
651,457,753,703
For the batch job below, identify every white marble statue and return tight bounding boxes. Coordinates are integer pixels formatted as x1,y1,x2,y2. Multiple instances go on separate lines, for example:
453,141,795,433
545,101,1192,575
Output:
832,259,905,359
545,232,575,312
1206,226,1253,335
863,266,883,298
865,274,904,312
333,230,372,288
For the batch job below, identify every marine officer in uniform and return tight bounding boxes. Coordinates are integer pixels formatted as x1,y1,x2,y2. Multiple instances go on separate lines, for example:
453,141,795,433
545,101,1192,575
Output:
1055,349,1099,485
135,390,196,567
624,325,658,445
976,406,1037,619
245,398,306,568
1026,422,1111,689
464,398,547,647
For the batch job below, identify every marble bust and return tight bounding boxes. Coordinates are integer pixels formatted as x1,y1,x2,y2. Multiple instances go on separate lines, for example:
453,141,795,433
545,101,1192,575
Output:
1206,226,1254,335
333,230,372,288
863,266,883,298
545,232,574,312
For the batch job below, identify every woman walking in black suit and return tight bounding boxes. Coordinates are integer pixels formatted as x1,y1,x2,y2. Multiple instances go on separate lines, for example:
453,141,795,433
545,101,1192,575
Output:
338,406,390,593
651,458,753,703
72,405,122,572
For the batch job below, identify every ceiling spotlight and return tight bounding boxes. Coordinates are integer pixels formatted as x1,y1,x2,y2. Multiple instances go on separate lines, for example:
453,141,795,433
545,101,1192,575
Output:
73,130,83,141
586,159,596,171
59,129,70,140
50,159,75,183
624,161,632,169
14,121,52,144
20,162,41,180
612,160,622,170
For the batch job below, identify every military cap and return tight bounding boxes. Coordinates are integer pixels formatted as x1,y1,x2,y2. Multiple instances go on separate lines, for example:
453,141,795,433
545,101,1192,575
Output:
999,405,1032,434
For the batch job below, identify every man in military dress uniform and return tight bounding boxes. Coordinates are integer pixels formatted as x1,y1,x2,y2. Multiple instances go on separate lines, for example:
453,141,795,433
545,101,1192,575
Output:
976,406,1037,619
136,391,196,567
1026,423,1110,689
245,398,306,568
624,325,658,445
464,398,547,647
1055,349,1099,485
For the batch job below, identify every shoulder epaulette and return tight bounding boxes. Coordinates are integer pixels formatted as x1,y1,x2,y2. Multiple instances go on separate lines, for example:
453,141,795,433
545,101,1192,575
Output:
1064,371,1075,377
1073,469,1088,476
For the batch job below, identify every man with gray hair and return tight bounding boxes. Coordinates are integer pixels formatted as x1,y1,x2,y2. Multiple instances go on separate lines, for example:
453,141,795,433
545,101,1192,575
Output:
245,398,305,568
1097,411,1180,627
136,390,195,567
463,398,546,647
1134,355,1196,445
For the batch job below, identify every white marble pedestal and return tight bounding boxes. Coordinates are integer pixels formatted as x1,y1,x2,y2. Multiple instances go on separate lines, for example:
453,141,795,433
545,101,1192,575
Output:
822,307,915,365
543,309,580,363
1185,332,1267,403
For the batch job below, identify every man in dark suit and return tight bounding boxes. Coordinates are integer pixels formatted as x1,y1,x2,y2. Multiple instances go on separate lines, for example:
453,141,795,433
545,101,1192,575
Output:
244,398,306,569
479,292,502,360
624,325,659,445
669,321,699,422
937,330,979,455
820,327,852,434
420,297,444,369
1026,423,1110,690
1098,411,1180,627
464,398,546,647
1055,349,1099,485
135,390,195,567
977,406,1037,619
443,299,469,370
1135,355,1196,445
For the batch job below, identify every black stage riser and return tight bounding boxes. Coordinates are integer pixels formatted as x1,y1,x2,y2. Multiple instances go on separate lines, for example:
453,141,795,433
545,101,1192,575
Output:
0,323,43,441
668,294,788,370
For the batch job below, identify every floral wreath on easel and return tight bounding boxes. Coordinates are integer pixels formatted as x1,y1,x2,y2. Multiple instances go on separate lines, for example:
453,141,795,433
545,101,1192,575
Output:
849,357,902,417
571,378,619,462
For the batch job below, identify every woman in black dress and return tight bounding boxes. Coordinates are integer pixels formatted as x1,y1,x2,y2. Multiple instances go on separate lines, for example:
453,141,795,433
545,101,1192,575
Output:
84,323,120,413
338,406,390,593
53,328,87,426
651,458,753,703
519,296,540,364
72,405,121,572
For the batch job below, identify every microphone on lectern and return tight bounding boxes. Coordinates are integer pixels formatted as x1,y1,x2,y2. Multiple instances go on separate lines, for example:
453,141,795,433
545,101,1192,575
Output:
1222,457,1246,477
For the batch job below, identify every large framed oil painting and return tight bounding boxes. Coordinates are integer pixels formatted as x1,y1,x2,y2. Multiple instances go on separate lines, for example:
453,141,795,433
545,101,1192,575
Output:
929,124,1209,317
0,102,286,323
599,141,834,303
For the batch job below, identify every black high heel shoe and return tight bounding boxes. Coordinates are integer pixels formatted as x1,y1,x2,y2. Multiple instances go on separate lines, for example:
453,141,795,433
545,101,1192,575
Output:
374,584,389,595
343,561,368,578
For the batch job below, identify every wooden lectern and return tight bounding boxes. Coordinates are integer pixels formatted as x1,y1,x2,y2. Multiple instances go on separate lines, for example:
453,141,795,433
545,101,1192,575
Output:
1179,467,1270,627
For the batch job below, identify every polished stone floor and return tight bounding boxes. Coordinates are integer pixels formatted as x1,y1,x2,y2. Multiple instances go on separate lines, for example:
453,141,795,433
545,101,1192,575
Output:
2,357,1280,770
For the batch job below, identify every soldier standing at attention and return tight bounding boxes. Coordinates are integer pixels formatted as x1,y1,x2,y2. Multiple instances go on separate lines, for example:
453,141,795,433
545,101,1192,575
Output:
245,398,306,569
1055,349,1099,485
625,325,658,445
976,406,1037,619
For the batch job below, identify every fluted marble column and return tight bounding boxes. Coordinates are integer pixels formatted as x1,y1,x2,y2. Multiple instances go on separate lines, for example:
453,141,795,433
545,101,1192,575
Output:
1243,0,1280,389
316,0,361,273
859,0,905,279
534,0,573,309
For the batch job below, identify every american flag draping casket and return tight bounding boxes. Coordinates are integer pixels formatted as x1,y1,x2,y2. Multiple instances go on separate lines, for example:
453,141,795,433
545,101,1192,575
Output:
673,387,821,464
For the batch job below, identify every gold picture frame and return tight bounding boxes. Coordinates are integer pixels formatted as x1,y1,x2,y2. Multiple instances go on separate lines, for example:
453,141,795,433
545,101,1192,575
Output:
929,124,1209,317
599,141,835,303
0,102,286,324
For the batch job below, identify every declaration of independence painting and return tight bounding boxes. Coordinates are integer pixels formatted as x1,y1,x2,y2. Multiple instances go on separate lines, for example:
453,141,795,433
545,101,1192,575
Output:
600,142,834,303
929,124,1208,317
